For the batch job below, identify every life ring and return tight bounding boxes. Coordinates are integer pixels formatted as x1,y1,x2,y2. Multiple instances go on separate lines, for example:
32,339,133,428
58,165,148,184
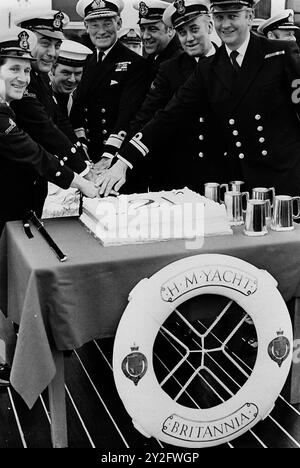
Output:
113,254,293,448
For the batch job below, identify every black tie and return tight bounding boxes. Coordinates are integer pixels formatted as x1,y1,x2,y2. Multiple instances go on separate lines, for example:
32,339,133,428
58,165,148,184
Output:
230,50,240,74
97,50,104,63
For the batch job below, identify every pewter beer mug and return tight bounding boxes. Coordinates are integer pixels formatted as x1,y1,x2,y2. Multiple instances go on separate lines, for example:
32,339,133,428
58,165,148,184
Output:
271,195,300,231
252,187,275,219
229,180,245,192
244,199,268,237
204,182,229,203
224,191,249,226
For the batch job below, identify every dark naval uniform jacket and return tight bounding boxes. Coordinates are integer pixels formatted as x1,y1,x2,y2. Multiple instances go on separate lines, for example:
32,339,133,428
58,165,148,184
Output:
0,101,74,230
145,34,182,83
70,40,150,163
11,70,88,214
11,70,87,173
128,46,224,193
119,33,300,196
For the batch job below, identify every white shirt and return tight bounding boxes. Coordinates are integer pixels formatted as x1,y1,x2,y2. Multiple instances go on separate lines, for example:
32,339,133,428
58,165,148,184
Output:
97,40,118,62
225,30,251,66
195,44,216,62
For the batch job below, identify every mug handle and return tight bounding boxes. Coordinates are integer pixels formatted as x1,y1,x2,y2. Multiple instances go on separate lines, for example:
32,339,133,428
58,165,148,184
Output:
268,187,275,208
219,183,229,203
241,191,249,214
292,196,300,219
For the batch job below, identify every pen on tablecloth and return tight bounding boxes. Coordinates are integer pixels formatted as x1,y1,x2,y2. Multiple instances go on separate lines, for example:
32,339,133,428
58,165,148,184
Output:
29,211,67,262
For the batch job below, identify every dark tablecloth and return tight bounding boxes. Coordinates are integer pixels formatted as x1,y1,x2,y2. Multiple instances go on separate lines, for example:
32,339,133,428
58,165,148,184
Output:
1,218,300,408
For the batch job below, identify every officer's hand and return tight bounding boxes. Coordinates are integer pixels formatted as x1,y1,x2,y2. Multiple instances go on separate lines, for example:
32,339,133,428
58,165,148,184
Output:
71,174,98,198
94,157,113,174
96,160,128,197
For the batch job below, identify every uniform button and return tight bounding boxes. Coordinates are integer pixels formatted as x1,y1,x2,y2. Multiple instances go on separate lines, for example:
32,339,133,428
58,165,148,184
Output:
262,150,268,156
239,153,245,159
55,171,61,177
224,152,228,156
63,157,68,161
229,119,235,125
101,108,106,113
199,117,205,123
76,141,81,147
259,137,265,143
102,130,108,135
60,160,64,166
71,147,76,154
233,130,239,136
199,152,204,158
101,119,106,124
199,135,204,140
84,108,88,113
236,142,242,147
255,114,261,120
257,126,263,132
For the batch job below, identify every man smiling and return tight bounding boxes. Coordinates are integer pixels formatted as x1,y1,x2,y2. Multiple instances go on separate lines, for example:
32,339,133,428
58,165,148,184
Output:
11,10,91,216
133,0,182,79
51,39,93,116
70,0,149,166
97,0,300,199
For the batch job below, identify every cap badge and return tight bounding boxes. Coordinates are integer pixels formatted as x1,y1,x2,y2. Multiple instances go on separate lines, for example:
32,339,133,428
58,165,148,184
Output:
288,12,294,23
174,0,186,15
53,11,64,30
128,29,137,37
139,1,149,17
91,0,106,9
18,30,30,50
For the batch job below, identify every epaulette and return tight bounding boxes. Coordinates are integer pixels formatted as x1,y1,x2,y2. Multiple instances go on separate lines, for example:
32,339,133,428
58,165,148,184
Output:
264,51,285,59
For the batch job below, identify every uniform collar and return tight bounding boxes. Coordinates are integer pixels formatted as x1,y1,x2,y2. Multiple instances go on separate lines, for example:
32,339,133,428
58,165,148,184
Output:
225,30,251,65
195,43,216,62
97,39,118,61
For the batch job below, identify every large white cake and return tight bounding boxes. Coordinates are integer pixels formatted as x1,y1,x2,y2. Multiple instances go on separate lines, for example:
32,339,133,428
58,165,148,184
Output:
80,188,232,246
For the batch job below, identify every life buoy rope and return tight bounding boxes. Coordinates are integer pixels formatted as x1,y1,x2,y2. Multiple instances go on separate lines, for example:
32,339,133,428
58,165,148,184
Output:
113,254,293,447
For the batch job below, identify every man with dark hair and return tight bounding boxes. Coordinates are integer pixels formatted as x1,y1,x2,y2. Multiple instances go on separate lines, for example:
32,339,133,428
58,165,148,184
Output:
97,0,300,200
51,39,93,116
133,0,182,77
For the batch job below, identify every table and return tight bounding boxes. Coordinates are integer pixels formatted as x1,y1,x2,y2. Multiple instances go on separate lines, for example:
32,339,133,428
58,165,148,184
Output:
1,218,300,447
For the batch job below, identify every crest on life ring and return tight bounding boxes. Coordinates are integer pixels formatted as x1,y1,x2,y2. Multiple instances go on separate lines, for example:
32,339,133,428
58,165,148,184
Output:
268,330,290,368
122,345,148,385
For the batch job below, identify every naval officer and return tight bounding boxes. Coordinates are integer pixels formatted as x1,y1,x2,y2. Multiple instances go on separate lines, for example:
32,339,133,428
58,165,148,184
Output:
97,0,300,199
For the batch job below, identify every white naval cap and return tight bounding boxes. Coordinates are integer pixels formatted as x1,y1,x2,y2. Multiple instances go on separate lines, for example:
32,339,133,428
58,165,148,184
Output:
57,40,93,67
0,27,37,61
211,0,260,13
163,0,211,29
251,17,265,32
257,9,299,37
133,0,170,25
119,28,142,44
15,10,69,41
76,0,124,21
